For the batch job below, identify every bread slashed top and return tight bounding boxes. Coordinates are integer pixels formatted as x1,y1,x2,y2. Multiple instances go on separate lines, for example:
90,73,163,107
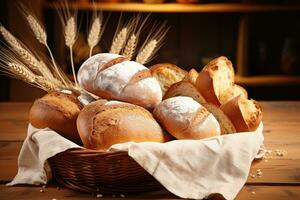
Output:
77,53,162,109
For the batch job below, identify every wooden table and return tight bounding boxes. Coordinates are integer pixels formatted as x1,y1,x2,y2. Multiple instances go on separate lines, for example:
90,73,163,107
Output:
0,102,299,199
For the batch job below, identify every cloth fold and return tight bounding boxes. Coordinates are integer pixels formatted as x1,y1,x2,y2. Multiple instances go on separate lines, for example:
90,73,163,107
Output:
8,123,264,200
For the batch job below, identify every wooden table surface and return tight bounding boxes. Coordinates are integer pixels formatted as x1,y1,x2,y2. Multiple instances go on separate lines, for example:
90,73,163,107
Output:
0,101,299,199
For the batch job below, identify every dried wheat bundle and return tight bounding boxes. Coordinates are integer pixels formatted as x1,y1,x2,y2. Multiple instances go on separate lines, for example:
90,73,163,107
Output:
110,27,128,55
136,22,169,65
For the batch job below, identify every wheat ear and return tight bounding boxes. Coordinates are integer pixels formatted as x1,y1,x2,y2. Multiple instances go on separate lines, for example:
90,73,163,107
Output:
0,26,58,83
26,14,69,87
136,40,157,65
110,27,128,54
64,17,78,87
8,62,36,83
122,34,137,60
88,17,102,57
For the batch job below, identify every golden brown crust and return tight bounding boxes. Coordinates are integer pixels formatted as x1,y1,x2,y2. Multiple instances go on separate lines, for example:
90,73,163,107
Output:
77,101,168,150
149,63,188,95
29,92,83,144
99,57,127,73
196,70,221,106
127,69,152,85
184,68,199,85
220,96,262,132
163,81,206,104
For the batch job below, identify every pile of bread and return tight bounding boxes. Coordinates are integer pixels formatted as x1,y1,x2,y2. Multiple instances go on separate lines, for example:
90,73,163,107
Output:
29,54,262,150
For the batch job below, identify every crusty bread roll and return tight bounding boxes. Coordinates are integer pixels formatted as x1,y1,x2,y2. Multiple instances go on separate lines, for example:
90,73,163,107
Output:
202,103,236,135
29,92,83,144
183,68,199,85
77,100,168,150
150,63,188,95
77,53,162,109
163,81,206,104
219,84,248,105
196,56,235,106
153,96,221,140
220,95,262,132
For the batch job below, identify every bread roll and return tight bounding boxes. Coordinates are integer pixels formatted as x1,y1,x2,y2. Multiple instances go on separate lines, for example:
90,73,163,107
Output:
220,95,262,132
77,100,168,150
29,92,83,144
163,81,206,104
196,56,235,106
77,53,162,109
150,63,187,95
183,68,199,85
153,96,221,140
219,84,248,104
202,103,236,135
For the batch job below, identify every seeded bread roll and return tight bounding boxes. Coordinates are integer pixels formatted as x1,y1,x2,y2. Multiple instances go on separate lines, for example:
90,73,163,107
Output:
163,81,206,104
196,56,235,106
77,53,162,109
150,63,188,95
153,96,221,140
220,95,262,132
77,100,168,150
29,92,83,144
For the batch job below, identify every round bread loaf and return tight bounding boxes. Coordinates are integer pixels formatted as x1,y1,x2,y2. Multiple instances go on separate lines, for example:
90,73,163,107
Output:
77,100,168,150
153,96,221,140
29,91,83,144
77,53,162,109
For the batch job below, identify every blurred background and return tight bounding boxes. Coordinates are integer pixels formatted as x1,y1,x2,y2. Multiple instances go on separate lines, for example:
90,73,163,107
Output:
0,0,300,101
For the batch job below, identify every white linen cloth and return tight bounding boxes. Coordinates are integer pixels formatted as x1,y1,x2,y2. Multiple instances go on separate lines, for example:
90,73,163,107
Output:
8,123,264,200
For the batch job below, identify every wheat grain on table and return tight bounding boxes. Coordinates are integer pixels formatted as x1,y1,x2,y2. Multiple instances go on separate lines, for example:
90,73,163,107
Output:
0,102,299,199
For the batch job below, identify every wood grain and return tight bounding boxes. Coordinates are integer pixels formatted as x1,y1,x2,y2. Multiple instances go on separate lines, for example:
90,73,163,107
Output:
0,184,299,200
0,102,300,199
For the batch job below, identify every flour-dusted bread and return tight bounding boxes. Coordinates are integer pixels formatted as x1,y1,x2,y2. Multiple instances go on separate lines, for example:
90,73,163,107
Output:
220,95,262,132
150,63,188,95
77,53,162,109
29,91,83,144
183,68,199,85
196,56,235,106
153,96,221,140
202,103,236,135
163,81,206,104
77,100,168,150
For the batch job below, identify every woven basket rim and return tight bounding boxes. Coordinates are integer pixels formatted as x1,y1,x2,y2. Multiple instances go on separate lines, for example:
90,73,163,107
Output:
64,147,128,156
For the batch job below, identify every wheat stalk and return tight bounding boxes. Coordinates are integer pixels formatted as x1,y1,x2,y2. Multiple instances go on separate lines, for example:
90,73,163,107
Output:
122,34,136,60
26,15,47,45
26,14,69,87
136,39,157,65
36,75,56,91
8,62,36,83
64,17,78,87
88,17,101,57
110,27,128,54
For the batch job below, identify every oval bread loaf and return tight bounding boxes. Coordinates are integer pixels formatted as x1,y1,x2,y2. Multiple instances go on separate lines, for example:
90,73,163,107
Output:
29,92,83,144
153,96,221,140
77,100,168,150
77,53,162,109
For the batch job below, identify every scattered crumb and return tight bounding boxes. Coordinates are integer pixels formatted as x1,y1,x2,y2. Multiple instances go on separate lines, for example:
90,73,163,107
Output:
96,194,103,198
251,191,256,195
42,185,47,188
56,187,60,190
250,174,255,178
256,169,263,177
120,194,125,198
52,199,57,200
112,194,116,198
39,189,44,193
264,159,268,162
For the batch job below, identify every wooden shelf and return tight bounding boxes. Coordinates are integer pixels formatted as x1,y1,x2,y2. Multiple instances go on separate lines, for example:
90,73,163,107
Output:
235,75,300,86
44,3,300,13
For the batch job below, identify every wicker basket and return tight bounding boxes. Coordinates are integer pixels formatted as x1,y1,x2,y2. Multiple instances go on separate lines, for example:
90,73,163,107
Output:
48,149,163,194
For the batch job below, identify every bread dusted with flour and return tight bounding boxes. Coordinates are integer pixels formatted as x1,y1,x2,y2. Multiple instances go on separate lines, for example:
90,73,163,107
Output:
77,100,168,150
77,53,162,109
29,92,83,144
163,81,206,104
153,96,220,140
150,63,188,95
220,95,262,132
